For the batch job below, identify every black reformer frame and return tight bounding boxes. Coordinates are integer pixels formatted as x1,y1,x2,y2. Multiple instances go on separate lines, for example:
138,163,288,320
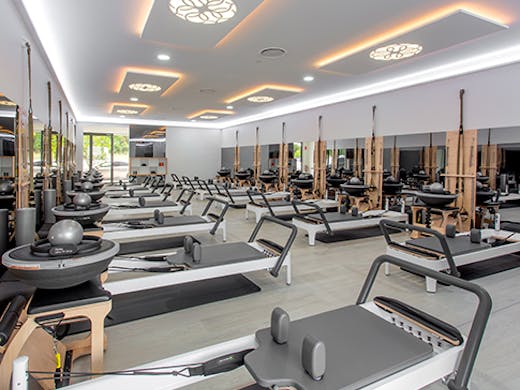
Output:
357,255,491,390
379,219,461,277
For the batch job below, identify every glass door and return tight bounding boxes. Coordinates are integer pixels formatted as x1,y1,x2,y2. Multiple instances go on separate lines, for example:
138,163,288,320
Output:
83,133,129,183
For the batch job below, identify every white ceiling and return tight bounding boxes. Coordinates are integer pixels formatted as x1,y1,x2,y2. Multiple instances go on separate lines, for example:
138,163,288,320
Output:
19,0,520,128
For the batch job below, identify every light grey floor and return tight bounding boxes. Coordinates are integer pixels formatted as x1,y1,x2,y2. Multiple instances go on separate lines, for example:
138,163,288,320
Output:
74,197,520,389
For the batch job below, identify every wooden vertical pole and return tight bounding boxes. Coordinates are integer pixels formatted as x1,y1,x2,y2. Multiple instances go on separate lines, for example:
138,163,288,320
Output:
353,139,362,178
480,129,497,190
56,100,63,203
253,126,261,181
331,140,338,175
278,122,289,190
390,136,399,178
233,130,240,175
313,116,327,197
43,82,52,190
364,106,383,209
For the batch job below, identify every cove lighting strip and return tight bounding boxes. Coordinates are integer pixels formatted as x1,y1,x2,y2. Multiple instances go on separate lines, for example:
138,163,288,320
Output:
21,0,520,130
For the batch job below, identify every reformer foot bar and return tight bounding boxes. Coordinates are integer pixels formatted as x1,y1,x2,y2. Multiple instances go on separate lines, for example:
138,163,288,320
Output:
21,255,490,390
380,219,520,292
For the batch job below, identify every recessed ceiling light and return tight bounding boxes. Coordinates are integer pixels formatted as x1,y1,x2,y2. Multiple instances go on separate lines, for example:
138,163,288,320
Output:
116,109,139,115
200,115,219,120
247,96,274,103
200,88,217,94
157,53,171,61
169,0,237,24
259,47,287,58
129,83,162,92
119,115,126,118
369,43,423,61
303,75,314,82
130,97,139,102
226,105,234,110
191,119,197,122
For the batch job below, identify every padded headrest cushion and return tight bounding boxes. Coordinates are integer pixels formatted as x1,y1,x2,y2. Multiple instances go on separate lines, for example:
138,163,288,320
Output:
470,229,482,244
351,206,359,217
129,189,135,197
339,204,347,214
192,243,201,264
154,209,164,225
138,196,145,207
184,236,194,254
445,224,457,238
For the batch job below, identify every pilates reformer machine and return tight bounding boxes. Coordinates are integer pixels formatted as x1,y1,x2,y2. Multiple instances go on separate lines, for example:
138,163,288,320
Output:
291,201,408,246
212,184,290,209
245,190,338,223
16,255,492,390
104,176,167,196
101,196,228,242
380,219,520,292
103,175,151,191
102,187,194,222
104,215,297,295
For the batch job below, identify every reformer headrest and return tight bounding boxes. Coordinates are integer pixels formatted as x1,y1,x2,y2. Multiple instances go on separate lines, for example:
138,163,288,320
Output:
445,224,457,238
138,196,146,207
192,242,201,264
129,188,135,197
154,209,164,225
470,228,482,243
351,206,359,217
339,204,347,214
184,236,194,254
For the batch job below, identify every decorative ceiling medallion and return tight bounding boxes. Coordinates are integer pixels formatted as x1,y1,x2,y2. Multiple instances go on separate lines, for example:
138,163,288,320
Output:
200,115,219,120
128,83,162,92
169,0,237,25
247,96,274,103
116,109,140,115
369,43,423,61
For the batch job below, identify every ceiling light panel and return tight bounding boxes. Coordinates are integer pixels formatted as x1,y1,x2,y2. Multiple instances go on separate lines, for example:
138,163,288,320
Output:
225,85,303,106
320,10,507,75
369,43,423,61
110,103,149,116
141,0,264,48
118,70,180,98
187,109,235,120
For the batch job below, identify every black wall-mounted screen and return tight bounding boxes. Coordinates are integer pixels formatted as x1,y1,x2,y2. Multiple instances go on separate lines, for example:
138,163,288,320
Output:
135,143,153,157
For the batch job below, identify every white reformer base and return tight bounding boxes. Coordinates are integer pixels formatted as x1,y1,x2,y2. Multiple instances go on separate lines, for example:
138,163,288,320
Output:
39,302,461,390
385,229,520,292
213,192,290,208
102,218,226,242
105,242,291,295
245,199,338,223
103,204,192,221
292,210,408,246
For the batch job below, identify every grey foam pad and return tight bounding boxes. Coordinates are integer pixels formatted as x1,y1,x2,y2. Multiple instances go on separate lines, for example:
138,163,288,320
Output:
258,200,291,208
406,235,490,256
245,305,433,389
306,212,362,223
166,242,266,268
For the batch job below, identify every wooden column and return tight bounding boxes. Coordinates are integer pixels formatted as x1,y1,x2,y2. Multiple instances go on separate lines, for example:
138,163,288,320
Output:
15,106,30,208
424,147,438,182
233,130,240,175
278,123,288,190
331,140,338,175
313,140,327,198
364,135,384,209
253,127,261,182
353,138,363,178
445,129,477,231
390,136,399,178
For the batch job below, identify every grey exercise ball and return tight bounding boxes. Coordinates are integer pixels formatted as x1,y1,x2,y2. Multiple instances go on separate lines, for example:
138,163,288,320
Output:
48,220,83,246
73,193,92,207
430,182,444,193
82,181,94,192
263,170,271,175
350,177,362,185
385,176,396,183
476,181,483,189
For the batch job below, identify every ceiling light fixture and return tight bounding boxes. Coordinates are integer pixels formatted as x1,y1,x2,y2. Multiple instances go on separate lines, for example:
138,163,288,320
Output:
303,75,315,82
226,105,234,110
200,115,219,120
247,96,274,103
157,53,171,61
116,109,140,115
225,84,304,104
130,97,139,102
0,100,16,106
129,83,162,92
369,43,423,61
169,0,237,25
120,115,126,118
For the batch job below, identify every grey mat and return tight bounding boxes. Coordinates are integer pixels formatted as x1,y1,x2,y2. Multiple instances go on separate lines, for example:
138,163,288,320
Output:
62,275,261,335
245,305,433,389
111,201,176,209
304,212,362,223
406,236,490,256
167,242,266,268
315,226,389,243
458,253,520,280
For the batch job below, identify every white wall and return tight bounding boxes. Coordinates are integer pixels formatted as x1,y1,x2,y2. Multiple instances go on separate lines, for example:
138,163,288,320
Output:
222,62,520,147
0,1,75,132
166,127,221,179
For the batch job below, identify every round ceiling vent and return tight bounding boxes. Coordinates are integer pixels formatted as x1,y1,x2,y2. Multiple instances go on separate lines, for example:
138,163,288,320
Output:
260,47,287,58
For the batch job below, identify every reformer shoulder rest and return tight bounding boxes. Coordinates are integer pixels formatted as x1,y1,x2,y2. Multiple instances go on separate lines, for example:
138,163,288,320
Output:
374,296,463,346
